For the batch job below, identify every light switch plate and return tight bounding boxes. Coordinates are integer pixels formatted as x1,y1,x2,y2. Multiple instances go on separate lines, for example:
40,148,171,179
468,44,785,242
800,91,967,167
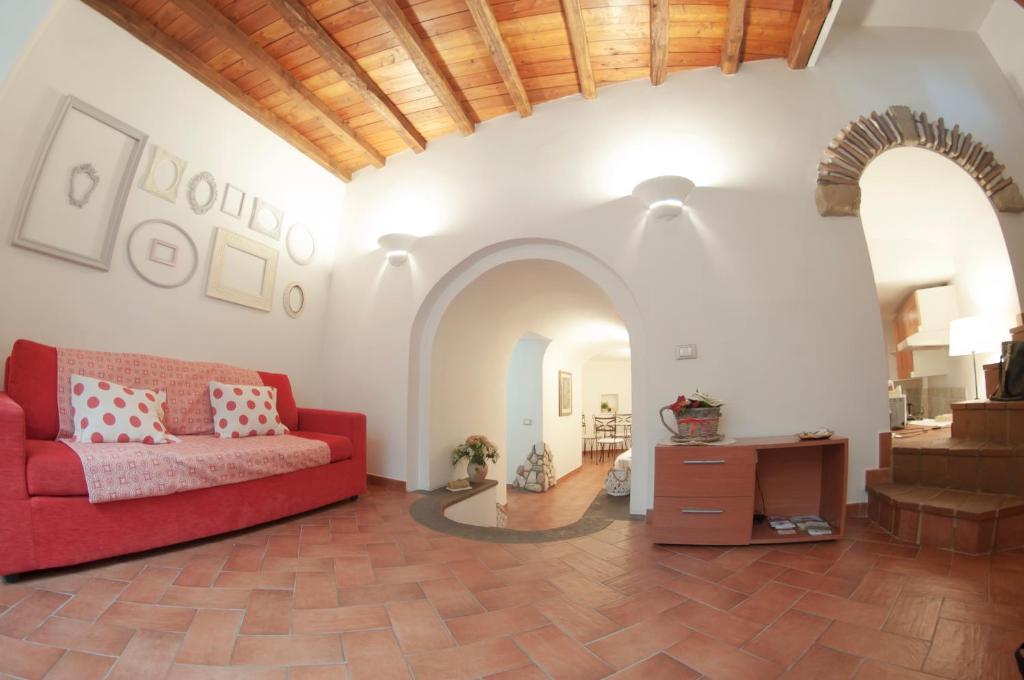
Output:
676,344,697,360
523,418,533,426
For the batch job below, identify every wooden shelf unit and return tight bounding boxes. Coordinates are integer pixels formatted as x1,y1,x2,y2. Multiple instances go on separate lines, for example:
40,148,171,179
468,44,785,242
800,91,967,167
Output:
651,436,848,546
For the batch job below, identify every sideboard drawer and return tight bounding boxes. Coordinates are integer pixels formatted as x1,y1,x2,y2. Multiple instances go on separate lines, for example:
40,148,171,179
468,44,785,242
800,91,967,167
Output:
651,495,754,545
654,447,755,498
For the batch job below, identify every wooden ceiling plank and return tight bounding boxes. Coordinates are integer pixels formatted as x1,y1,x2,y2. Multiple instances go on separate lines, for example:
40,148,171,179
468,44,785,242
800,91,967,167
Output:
649,0,668,85
787,0,829,69
464,0,532,116
265,0,428,152
720,0,747,74
366,0,476,135
172,0,386,167
560,0,596,97
81,0,352,182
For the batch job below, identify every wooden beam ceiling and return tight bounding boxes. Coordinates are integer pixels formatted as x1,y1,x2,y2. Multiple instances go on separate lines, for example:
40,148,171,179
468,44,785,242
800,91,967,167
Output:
172,0,384,168
649,0,669,86
788,0,832,69
264,0,427,154
464,0,531,118
720,0,748,75
560,0,597,99
366,0,475,136
80,0,352,182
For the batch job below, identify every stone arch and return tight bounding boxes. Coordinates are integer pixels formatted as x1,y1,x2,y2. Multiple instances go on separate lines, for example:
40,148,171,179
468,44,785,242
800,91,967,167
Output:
816,105,1024,217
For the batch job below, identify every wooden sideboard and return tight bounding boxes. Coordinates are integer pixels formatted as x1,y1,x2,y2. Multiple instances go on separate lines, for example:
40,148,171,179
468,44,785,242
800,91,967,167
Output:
651,436,848,545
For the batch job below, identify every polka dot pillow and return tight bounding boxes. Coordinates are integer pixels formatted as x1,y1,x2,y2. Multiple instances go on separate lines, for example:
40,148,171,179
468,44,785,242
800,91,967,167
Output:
70,374,178,444
209,381,289,438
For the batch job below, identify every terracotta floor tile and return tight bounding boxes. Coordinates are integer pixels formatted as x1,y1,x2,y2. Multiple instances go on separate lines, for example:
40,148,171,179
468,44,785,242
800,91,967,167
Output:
597,586,683,627
883,594,941,640
44,650,114,680
780,644,862,680
419,577,485,619
533,596,620,644
850,569,905,606
720,561,787,594
475,581,561,611
759,551,835,575
241,589,292,634
366,542,406,568
587,613,690,670
548,572,622,608
167,665,288,680
0,635,65,680
743,609,830,667
939,598,1024,630
0,590,69,638
601,565,681,596
660,553,734,582
223,544,266,572
819,620,930,669
108,629,184,680
665,573,748,610
776,568,858,598
294,572,338,609
343,628,402,658
348,654,412,680
176,608,243,665
666,630,783,680
795,591,890,628
447,604,549,644
174,556,225,588
214,571,295,590
261,556,334,573
99,600,196,632
292,604,390,633
373,563,451,585
388,599,454,652
447,559,504,592
333,556,376,587
27,616,134,656
514,624,614,680
230,634,343,665
663,599,765,646
407,637,529,680
605,652,699,680
731,581,804,624
117,566,180,603
160,586,251,609
336,582,424,606
922,618,988,679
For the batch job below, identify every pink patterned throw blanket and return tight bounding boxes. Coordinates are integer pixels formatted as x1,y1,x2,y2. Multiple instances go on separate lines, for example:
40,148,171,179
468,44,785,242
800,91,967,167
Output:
63,434,330,504
56,346,263,437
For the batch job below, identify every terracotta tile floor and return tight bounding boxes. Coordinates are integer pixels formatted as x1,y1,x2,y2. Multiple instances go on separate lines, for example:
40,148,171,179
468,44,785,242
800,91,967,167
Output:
2,484,1024,679
504,454,615,530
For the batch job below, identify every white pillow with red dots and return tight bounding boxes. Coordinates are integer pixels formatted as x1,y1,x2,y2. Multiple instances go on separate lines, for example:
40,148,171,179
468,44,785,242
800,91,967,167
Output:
208,381,289,438
70,374,178,444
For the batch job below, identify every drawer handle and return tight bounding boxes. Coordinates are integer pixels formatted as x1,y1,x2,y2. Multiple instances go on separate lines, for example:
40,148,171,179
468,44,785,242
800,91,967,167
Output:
683,459,726,465
682,508,724,514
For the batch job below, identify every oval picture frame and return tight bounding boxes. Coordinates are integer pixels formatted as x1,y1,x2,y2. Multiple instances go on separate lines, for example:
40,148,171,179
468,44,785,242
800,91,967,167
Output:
283,282,306,318
187,171,218,214
285,223,316,265
126,219,199,289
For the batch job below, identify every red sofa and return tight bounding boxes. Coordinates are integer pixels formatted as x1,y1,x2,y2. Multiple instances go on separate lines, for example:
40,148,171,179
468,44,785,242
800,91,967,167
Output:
0,339,366,580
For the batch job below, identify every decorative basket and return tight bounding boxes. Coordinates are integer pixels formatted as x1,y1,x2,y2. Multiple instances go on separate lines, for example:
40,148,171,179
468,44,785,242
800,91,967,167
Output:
660,405,722,443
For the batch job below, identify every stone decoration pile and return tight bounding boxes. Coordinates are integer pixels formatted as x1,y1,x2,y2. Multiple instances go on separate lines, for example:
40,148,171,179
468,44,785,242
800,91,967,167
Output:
513,443,556,492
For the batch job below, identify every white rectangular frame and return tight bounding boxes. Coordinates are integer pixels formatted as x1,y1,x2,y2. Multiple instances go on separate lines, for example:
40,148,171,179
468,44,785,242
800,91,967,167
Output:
206,228,278,312
10,95,148,270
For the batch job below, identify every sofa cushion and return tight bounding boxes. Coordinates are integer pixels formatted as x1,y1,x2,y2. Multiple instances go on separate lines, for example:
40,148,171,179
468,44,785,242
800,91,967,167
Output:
27,440,87,496
293,432,354,463
7,340,59,440
257,371,299,431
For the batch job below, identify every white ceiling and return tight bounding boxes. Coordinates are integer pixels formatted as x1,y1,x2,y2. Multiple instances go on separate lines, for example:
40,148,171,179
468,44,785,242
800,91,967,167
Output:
836,0,997,32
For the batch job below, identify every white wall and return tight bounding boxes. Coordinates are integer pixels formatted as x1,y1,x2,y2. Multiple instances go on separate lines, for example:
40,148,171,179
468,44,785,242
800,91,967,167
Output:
582,358,632,418
0,1,346,405
980,0,1024,106
541,342,586,480
0,0,57,93
506,336,548,480
322,24,1024,511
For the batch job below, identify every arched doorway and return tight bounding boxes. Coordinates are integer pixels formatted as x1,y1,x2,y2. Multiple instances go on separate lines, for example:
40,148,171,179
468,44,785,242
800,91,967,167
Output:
406,239,651,515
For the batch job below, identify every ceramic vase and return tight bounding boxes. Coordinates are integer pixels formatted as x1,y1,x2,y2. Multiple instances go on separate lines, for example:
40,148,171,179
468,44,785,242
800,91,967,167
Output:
467,462,488,483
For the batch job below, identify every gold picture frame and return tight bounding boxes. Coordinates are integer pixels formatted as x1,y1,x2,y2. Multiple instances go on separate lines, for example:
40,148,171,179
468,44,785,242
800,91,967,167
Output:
206,228,278,312
558,370,572,416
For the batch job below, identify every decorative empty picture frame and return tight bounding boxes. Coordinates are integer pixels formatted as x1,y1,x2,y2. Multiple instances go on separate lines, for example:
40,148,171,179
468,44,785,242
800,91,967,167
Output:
285,223,316,265
140,145,187,203
249,197,284,240
221,183,245,218
559,370,573,416
126,219,198,288
10,95,148,270
187,171,217,214
283,282,306,318
206,228,278,312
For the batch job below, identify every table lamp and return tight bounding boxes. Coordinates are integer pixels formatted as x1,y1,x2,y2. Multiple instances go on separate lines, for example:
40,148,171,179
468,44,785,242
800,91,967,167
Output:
948,316,1001,400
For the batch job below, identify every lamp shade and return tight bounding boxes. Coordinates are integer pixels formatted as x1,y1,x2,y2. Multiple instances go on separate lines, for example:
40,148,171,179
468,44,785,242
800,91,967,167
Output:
377,233,418,266
631,176,695,219
948,316,1001,357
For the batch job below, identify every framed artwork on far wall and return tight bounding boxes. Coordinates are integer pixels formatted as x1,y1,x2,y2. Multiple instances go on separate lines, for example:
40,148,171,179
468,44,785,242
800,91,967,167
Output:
559,370,573,416
10,95,148,270
206,228,278,312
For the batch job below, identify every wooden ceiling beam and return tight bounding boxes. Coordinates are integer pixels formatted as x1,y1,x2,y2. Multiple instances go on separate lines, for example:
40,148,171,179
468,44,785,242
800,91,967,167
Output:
465,0,531,117
649,0,669,85
172,0,385,168
720,0,748,75
80,0,351,182
265,0,427,153
787,0,831,69
367,0,475,136
560,0,596,99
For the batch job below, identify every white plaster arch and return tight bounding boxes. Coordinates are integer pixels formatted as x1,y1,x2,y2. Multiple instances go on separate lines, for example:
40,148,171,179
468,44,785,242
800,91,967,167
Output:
407,239,652,515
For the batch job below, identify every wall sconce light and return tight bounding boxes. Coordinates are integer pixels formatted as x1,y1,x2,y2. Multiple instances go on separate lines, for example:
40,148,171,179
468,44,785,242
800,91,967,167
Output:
377,233,418,266
632,176,695,219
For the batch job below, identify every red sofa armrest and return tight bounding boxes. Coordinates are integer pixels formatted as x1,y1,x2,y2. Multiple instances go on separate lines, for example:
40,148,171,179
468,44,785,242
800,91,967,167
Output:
0,392,28,500
297,408,367,495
